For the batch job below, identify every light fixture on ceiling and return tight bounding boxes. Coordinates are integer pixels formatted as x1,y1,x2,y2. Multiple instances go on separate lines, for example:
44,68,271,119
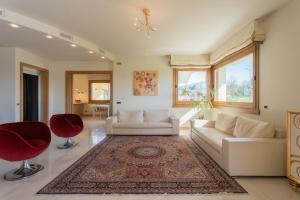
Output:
70,43,77,47
9,23,20,28
45,35,53,39
88,50,94,54
101,56,105,59
134,8,157,37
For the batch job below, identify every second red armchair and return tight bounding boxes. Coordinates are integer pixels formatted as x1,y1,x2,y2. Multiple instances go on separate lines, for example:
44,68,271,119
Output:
50,114,84,149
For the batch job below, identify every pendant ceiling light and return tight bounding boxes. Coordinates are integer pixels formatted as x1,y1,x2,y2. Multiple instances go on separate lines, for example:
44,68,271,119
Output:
134,8,157,37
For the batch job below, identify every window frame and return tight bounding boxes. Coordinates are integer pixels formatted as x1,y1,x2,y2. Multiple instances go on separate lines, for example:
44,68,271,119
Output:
88,80,112,104
212,43,259,113
172,68,211,108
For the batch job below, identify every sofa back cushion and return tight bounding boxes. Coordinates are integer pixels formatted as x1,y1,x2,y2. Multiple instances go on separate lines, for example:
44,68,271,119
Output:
215,113,237,135
233,116,275,138
144,110,170,122
117,110,144,123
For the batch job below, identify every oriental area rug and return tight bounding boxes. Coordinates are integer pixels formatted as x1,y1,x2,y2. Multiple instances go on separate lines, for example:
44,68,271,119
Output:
38,136,246,194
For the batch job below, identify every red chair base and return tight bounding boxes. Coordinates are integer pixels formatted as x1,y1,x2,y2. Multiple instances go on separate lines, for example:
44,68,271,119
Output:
4,160,44,181
57,138,78,149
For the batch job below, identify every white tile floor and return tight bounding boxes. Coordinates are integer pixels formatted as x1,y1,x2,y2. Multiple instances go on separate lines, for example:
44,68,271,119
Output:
0,117,299,200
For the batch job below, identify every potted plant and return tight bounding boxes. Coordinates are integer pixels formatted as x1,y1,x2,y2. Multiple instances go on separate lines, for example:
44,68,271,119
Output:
182,87,215,120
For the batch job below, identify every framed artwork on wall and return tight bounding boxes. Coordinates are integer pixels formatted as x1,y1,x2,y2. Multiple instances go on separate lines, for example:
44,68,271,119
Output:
133,71,158,96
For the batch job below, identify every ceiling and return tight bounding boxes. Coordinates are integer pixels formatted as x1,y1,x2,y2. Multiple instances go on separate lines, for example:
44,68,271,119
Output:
0,20,110,61
0,0,291,58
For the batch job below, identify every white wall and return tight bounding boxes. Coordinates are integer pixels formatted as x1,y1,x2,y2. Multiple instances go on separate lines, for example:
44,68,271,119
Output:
258,0,300,130
0,47,15,123
113,56,173,111
50,61,113,115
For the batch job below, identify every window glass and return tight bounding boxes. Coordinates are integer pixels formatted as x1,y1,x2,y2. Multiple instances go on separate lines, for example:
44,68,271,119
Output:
215,54,253,103
178,71,208,102
91,82,110,101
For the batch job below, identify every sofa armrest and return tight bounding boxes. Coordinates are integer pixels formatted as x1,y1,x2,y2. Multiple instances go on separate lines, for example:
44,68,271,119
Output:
191,120,215,128
105,116,118,135
222,137,287,176
170,117,179,135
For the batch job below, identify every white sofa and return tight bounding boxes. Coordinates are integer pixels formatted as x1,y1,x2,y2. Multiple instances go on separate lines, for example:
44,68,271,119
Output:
191,113,287,176
106,110,179,135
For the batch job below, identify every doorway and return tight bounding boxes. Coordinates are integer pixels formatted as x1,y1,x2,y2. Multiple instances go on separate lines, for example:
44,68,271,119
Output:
23,73,39,121
20,62,49,123
65,71,113,117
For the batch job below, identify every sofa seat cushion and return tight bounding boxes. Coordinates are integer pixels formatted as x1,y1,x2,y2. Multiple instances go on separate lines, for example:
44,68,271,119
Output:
113,122,172,129
233,116,275,138
193,127,233,153
144,110,170,122
215,113,237,135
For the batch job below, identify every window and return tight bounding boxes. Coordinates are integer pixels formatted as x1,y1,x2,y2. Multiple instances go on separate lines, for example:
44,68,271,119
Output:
89,80,111,104
213,44,259,111
173,68,210,107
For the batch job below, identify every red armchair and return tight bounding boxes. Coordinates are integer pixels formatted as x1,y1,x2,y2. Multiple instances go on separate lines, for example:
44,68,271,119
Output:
0,122,51,181
50,114,84,149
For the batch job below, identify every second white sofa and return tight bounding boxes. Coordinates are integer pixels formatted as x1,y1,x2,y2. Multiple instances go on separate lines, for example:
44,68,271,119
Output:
191,113,287,176
106,110,179,135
